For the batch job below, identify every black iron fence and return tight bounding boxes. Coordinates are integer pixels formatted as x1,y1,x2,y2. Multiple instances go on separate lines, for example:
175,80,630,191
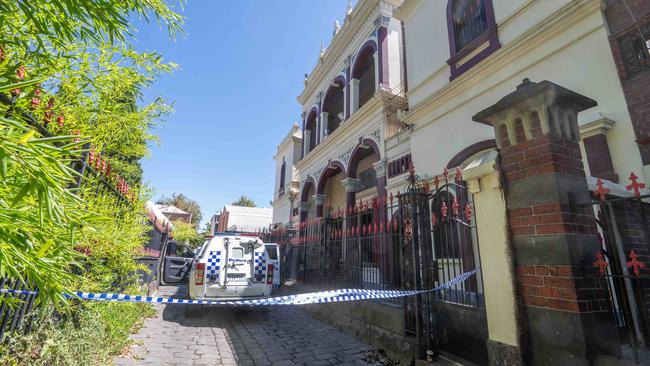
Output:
590,177,650,364
274,168,486,359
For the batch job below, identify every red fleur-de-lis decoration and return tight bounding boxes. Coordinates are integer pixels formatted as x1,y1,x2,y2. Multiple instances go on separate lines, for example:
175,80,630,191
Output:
88,149,95,165
431,213,437,226
105,162,110,177
626,173,646,198
593,250,608,275
393,217,398,232
443,167,449,180
627,250,646,277
441,201,448,220
408,160,415,176
464,203,472,224
380,221,384,233
455,167,463,183
594,178,609,201
373,222,378,234
452,197,459,217
433,175,440,190
389,192,394,206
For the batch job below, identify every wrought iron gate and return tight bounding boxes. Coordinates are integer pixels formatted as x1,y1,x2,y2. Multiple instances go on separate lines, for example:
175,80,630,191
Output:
399,167,487,362
591,176,650,364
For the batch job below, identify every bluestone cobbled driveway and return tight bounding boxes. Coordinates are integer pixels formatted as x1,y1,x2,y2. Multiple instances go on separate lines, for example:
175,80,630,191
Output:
113,285,378,366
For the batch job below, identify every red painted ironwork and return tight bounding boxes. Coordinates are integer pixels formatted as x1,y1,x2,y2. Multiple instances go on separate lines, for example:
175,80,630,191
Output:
593,250,608,275
626,172,646,198
464,203,472,224
434,175,440,190
443,167,449,180
408,160,415,176
627,250,646,277
455,167,463,183
452,197,460,217
431,213,438,226
594,178,610,201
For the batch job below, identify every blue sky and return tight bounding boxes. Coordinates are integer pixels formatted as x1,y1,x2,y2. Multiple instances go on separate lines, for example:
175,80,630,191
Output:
134,1,354,225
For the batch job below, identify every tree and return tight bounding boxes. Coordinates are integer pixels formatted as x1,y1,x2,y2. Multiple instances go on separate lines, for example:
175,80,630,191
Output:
157,193,202,225
170,220,203,247
232,195,256,207
0,0,183,307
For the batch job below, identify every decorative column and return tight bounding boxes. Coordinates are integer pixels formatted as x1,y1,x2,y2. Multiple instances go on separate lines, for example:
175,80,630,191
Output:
341,177,360,210
320,111,329,140
303,130,311,156
473,79,618,365
350,78,360,115
299,201,310,222
313,193,326,218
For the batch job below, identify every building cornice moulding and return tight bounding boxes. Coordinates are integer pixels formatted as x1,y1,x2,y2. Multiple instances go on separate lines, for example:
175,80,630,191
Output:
298,0,389,106
394,0,425,22
296,95,384,171
579,117,615,139
403,0,600,129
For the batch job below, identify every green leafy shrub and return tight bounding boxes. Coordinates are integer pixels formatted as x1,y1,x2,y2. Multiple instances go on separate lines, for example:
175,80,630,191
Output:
0,302,156,366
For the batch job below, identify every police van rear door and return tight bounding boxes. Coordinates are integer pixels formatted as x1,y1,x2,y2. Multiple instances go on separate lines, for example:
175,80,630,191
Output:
265,244,281,288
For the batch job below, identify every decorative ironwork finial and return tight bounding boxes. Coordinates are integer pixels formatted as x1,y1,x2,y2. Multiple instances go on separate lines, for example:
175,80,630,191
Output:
405,160,421,191
594,178,609,201
626,172,646,198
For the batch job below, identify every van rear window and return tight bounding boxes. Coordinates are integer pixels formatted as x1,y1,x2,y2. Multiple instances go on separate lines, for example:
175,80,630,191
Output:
231,247,244,258
265,245,278,260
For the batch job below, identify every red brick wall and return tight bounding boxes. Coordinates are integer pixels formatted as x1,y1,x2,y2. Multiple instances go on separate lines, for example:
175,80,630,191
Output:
604,2,650,164
501,131,604,313
517,265,609,313
500,135,586,182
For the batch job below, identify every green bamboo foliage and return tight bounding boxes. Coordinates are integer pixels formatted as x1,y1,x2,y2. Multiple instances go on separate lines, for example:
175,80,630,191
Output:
0,0,183,308
0,112,88,306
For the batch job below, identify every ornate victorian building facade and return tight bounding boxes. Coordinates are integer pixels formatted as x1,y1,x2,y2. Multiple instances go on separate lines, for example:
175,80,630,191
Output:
271,0,650,364
295,0,407,224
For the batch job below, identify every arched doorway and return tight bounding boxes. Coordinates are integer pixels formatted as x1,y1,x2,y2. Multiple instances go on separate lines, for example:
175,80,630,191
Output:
299,178,316,222
303,110,318,156
316,161,347,217
351,43,377,112
322,78,345,137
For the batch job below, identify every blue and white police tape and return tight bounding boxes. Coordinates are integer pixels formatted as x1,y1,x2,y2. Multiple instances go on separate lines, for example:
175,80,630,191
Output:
0,269,476,306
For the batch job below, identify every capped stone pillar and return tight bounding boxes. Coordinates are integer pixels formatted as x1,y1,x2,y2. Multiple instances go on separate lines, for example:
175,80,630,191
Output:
473,79,617,365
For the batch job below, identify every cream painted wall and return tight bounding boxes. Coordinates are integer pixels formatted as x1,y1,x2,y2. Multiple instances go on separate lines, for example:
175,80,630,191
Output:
324,172,347,213
465,158,519,348
272,198,292,225
402,1,643,183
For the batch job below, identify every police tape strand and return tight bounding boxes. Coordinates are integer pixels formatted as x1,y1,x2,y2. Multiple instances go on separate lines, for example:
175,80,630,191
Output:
0,269,476,306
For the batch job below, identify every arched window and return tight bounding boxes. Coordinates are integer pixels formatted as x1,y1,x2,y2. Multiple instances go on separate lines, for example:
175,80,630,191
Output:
278,158,286,196
304,110,318,155
446,0,499,80
322,79,345,136
352,45,376,111
451,0,488,51
620,31,650,77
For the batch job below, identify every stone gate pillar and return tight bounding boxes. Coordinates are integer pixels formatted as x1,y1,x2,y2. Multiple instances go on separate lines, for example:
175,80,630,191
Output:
473,79,618,365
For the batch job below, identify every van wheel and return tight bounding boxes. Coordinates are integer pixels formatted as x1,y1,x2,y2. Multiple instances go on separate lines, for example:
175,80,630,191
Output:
184,305,202,318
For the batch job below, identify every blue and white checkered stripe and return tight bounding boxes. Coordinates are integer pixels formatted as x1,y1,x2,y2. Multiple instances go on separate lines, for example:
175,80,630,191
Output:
253,252,266,276
0,270,476,306
206,250,221,282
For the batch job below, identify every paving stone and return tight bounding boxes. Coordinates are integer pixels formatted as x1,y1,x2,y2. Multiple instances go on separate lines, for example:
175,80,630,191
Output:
113,285,378,366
